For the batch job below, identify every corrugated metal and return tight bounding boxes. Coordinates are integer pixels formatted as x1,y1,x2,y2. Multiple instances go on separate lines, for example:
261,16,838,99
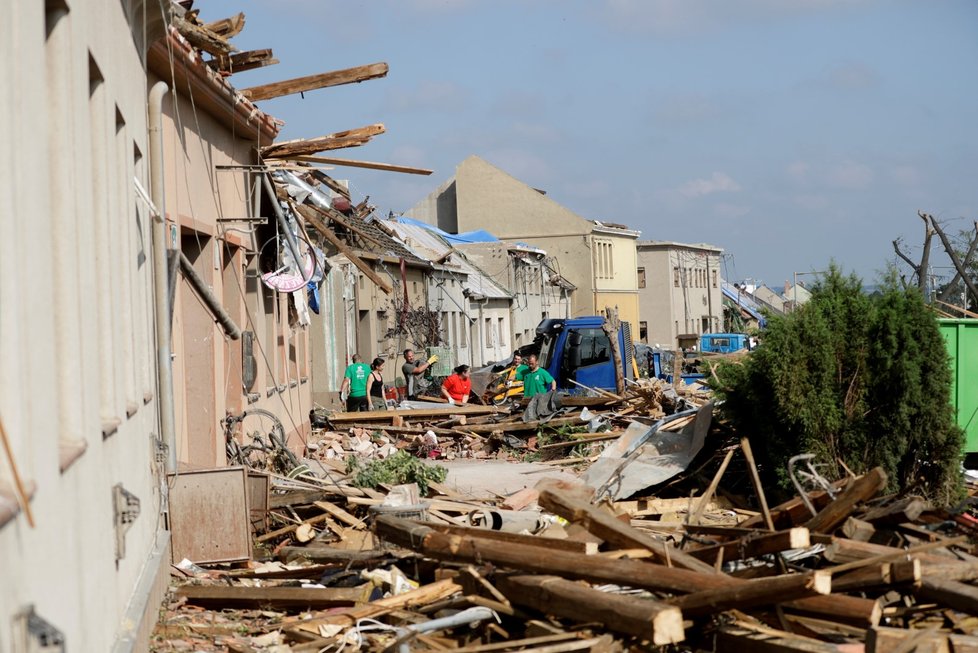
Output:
388,222,511,300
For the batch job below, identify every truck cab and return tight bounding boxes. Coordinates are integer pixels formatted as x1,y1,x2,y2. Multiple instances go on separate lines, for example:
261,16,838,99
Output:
699,332,750,354
535,317,634,392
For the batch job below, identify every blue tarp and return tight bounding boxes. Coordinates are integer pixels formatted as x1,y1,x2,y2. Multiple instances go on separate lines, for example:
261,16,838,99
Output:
392,216,499,244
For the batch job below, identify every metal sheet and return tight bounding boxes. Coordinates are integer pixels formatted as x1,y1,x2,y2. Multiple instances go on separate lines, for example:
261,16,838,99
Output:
247,471,270,534
168,467,252,564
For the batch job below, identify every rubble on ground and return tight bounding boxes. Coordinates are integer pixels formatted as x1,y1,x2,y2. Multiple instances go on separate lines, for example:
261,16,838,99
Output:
152,378,978,652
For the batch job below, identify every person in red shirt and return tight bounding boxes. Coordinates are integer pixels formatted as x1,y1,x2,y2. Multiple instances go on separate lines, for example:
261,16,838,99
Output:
440,365,472,405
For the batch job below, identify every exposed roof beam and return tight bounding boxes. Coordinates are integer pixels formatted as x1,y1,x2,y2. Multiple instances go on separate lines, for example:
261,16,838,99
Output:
272,154,433,176
291,202,393,294
207,49,279,75
260,124,385,159
171,14,236,56
204,13,246,38
240,62,389,102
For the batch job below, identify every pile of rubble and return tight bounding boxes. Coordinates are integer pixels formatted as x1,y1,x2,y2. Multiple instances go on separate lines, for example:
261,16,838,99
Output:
152,380,978,652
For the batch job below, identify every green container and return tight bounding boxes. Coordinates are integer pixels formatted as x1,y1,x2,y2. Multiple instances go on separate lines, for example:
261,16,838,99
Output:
938,319,978,454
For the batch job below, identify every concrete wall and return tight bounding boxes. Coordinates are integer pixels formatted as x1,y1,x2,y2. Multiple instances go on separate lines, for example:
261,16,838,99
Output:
0,2,168,651
637,244,723,347
453,156,592,237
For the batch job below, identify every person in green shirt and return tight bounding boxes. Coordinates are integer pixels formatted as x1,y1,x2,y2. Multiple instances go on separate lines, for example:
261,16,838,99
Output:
516,354,556,398
340,354,371,412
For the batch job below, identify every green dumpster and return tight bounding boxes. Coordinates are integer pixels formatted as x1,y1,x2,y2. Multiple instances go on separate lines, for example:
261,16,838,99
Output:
938,318,978,454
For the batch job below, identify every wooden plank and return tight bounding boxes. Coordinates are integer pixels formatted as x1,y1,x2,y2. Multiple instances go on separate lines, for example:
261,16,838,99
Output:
208,49,279,74
916,578,978,615
805,467,887,534
291,202,393,294
740,436,775,531
327,405,500,423
176,583,370,609
715,621,847,652
261,124,385,158
241,62,389,102
277,154,434,176
293,579,462,632
420,521,597,554
860,496,930,525
171,14,236,56
689,447,735,524
313,500,366,530
537,485,720,574
203,12,246,37
687,527,811,563
671,571,831,616
496,574,684,644
278,546,388,563
374,515,731,595
866,626,978,653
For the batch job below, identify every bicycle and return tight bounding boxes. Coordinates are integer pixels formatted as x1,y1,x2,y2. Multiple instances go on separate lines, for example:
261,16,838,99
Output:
223,408,299,474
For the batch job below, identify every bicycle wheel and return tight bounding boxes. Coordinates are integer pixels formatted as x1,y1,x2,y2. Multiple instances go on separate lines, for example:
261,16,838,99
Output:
230,409,280,471
242,408,298,473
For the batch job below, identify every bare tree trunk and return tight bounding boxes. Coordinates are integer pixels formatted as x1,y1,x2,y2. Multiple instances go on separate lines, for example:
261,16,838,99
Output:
936,220,978,304
927,213,978,309
917,213,933,296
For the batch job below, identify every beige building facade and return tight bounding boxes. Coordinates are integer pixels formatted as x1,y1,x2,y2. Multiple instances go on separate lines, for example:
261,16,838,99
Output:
407,156,641,339
636,241,724,348
1,1,171,651
148,28,313,465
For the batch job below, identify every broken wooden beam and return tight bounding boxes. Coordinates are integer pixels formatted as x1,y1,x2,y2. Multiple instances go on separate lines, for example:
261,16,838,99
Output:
831,559,920,593
277,155,434,176
805,467,888,534
292,579,463,633
261,124,385,158
421,521,598,555
916,578,978,615
715,620,847,652
175,584,369,609
327,405,500,424
687,527,810,563
171,14,236,56
374,516,728,595
241,62,389,102
671,571,831,616
495,574,684,644
208,49,279,74
866,626,978,653
203,12,246,38
291,201,393,294
860,495,930,526
537,485,720,574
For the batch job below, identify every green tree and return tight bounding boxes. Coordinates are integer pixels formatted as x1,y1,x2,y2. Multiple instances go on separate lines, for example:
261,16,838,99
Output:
713,266,963,504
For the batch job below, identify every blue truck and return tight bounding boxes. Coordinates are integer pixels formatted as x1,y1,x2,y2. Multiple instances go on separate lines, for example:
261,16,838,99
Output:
534,317,635,392
699,333,751,354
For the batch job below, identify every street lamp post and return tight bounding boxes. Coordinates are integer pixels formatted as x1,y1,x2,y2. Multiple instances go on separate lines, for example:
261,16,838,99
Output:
792,270,826,311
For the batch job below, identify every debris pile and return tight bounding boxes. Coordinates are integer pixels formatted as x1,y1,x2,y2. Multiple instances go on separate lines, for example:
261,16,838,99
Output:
153,386,978,652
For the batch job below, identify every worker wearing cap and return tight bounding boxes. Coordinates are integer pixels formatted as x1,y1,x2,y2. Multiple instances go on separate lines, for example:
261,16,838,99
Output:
517,354,556,398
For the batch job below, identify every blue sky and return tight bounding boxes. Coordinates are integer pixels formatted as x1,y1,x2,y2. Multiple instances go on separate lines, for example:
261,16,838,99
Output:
202,0,978,288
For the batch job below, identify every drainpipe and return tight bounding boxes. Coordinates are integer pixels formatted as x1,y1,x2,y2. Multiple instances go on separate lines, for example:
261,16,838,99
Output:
148,81,177,473
178,252,242,339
